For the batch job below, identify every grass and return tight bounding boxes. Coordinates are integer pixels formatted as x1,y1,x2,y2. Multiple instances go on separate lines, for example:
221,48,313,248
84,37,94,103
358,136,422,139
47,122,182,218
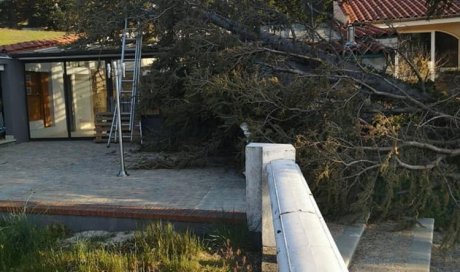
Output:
0,28,66,46
0,214,256,272
0,213,67,270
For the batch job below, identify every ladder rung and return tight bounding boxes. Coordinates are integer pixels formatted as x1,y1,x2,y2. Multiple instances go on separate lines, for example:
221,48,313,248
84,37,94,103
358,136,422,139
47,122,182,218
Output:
104,21,142,145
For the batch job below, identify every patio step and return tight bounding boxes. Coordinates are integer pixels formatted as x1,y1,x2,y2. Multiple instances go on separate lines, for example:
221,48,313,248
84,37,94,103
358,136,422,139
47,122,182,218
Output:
0,200,246,233
328,222,366,267
349,218,435,272
0,135,16,147
94,112,140,143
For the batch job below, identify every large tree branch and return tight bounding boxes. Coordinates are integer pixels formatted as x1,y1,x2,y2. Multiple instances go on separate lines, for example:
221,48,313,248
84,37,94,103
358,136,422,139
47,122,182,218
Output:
203,9,432,102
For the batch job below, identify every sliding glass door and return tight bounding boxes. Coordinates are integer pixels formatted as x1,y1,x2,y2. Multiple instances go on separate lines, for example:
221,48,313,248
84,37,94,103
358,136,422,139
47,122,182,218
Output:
26,62,68,138
25,60,109,139
66,61,108,137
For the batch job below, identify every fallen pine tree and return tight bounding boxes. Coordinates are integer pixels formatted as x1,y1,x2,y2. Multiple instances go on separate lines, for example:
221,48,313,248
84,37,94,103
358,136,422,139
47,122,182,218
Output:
70,0,460,246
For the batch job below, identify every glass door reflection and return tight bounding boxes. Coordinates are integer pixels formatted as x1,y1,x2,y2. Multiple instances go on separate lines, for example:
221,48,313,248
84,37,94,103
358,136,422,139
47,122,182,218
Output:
26,62,68,138
66,61,108,137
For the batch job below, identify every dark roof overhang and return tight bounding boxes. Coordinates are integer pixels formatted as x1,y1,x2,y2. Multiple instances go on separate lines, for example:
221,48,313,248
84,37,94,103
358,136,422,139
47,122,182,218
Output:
11,46,160,62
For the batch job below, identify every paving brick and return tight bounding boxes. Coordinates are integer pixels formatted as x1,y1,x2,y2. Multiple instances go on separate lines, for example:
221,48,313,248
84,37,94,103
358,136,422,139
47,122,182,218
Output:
0,141,246,223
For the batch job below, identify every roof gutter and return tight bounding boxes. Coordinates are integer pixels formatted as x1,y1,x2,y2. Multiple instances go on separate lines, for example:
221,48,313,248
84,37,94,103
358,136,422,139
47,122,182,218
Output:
374,16,460,28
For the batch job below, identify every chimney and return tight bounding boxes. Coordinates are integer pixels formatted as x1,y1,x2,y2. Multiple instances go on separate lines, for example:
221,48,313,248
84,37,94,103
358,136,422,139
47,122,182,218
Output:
347,25,356,45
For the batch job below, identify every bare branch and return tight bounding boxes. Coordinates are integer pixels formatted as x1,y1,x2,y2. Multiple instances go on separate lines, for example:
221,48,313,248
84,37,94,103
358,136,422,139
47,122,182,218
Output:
400,141,460,156
395,156,445,170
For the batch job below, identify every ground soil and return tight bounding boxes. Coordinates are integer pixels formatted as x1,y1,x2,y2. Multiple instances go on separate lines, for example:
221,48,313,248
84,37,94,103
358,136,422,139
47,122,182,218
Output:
430,232,460,272
350,222,459,272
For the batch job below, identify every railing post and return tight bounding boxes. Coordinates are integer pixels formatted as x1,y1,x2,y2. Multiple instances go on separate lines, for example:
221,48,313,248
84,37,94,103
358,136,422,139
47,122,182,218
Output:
245,143,296,269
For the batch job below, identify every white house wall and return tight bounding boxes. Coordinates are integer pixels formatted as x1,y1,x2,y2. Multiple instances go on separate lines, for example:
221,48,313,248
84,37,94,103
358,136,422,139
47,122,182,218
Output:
376,37,398,48
396,23,460,73
333,1,348,24
362,56,387,71
260,24,341,42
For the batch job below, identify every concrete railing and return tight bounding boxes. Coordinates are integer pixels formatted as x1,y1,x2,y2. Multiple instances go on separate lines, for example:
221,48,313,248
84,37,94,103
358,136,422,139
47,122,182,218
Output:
246,143,347,272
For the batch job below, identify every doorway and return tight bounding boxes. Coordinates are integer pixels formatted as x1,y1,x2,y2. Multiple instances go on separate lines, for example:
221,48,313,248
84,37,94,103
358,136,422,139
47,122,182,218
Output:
25,62,68,138
65,61,107,137
25,61,109,139
435,31,459,69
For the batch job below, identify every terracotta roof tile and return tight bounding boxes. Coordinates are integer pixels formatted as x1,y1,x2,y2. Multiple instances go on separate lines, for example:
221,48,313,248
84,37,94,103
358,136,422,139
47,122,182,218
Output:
339,0,460,24
354,24,395,38
0,34,79,54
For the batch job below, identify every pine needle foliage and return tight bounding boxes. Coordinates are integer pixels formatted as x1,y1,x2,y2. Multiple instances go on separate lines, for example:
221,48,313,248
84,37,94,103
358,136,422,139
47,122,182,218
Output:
67,0,460,245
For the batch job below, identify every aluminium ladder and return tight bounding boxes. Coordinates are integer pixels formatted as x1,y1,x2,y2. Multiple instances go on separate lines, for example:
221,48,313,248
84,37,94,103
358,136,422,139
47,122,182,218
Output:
107,17,143,147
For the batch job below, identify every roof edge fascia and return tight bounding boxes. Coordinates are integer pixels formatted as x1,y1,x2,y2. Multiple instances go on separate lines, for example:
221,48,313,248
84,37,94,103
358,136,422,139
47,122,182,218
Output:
374,16,460,28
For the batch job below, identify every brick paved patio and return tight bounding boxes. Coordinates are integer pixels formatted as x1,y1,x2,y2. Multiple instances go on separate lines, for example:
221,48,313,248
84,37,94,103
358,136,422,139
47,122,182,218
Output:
0,141,246,223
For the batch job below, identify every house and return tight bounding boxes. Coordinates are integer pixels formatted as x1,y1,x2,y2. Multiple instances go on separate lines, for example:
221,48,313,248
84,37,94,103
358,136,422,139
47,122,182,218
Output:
0,33,155,143
334,0,460,81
